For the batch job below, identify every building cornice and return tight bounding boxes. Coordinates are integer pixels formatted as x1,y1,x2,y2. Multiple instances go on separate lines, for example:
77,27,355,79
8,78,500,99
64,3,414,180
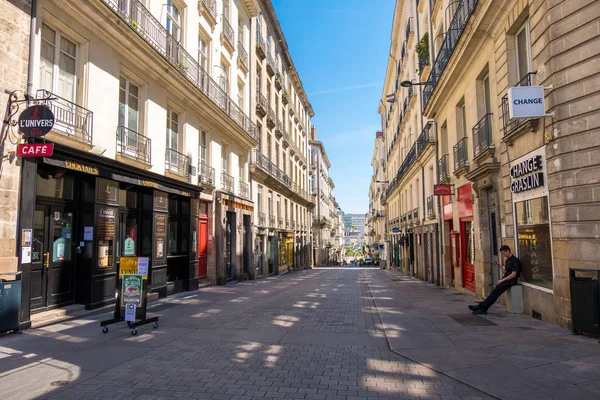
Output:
310,140,331,168
259,0,315,118
379,0,405,113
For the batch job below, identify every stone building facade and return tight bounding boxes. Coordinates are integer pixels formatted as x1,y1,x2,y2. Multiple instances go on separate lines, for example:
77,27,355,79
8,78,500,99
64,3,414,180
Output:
0,0,30,276
376,0,600,329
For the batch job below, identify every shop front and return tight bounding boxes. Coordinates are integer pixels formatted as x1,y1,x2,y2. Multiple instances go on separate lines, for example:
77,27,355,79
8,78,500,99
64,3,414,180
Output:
457,184,475,292
279,232,294,272
18,143,201,329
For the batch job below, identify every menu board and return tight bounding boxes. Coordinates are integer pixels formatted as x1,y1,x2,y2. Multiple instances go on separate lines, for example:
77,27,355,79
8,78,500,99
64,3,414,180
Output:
97,207,116,239
154,213,167,263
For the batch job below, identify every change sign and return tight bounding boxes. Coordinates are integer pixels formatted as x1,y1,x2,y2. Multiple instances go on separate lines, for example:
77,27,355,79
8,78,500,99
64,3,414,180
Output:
18,104,55,137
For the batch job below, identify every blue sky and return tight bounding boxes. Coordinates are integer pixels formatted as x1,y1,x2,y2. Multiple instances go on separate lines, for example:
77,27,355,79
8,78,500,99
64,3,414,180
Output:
272,0,395,214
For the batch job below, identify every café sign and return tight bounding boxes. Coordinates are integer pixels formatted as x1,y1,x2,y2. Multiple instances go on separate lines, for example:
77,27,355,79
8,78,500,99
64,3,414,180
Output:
510,154,544,193
508,86,546,119
17,143,54,157
18,105,55,137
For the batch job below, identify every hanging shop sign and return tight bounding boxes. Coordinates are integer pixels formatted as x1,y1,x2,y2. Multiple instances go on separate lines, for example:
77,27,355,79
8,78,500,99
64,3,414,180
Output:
18,104,55,137
391,227,400,233
508,86,547,119
434,184,452,196
17,143,54,157
510,154,544,193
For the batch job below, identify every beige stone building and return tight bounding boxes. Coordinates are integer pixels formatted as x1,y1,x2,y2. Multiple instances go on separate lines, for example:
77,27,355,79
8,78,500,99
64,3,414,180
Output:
249,1,315,276
365,131,387,265
376,0,600,329
0,0,30,277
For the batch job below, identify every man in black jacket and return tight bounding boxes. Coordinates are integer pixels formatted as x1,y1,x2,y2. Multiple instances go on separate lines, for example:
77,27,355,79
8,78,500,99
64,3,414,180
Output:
469,245,521,315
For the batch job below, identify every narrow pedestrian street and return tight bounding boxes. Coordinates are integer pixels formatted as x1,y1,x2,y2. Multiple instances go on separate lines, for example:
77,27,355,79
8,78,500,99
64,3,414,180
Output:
0,267,496,400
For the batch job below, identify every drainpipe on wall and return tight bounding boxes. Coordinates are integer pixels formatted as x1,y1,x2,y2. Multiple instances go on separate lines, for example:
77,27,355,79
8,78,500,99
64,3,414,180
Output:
27,0,37,98
433,122,444,287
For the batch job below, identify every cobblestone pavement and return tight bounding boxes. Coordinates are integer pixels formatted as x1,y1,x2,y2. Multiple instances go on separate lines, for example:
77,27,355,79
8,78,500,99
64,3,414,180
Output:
0,267,494,400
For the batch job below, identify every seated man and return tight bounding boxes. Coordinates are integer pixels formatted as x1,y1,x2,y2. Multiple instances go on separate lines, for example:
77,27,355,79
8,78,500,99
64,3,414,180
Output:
469,245,521,315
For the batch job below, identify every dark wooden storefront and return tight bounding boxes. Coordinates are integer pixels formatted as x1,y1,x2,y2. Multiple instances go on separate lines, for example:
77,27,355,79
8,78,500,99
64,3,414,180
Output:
17,144,201,329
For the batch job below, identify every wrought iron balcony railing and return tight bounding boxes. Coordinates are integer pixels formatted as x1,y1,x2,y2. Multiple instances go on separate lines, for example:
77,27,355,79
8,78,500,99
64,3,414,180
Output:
221,15,234,47
278,217,283,228
258,212,266,227
237,40,248,70
199,0,216,21
238,181,249,199
406,17,414,40
221,172,234,193
198,162,215,186
37,89,93,144
266,52,275,76
256,34,266,59
249,149,291,188
416,122,436,153
165,148,190,178
101,0,256,143
422,0,478,109
269,214,276,227
502,72,536,137
427,195,436,219
453,137,469,171
438,154,449,183
256,92,267,117
116,126,151,164
473,113,493,158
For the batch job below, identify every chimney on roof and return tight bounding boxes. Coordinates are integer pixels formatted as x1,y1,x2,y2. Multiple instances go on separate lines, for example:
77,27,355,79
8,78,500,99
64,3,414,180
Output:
311,126,316,140
376,131,383,138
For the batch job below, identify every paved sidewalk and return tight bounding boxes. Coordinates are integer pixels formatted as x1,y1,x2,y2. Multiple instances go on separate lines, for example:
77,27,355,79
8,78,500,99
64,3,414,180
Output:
371,270,600,400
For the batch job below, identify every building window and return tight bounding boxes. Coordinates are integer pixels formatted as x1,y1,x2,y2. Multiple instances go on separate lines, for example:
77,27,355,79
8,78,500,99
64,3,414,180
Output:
198,35,209,71
238,80,244,107
165,0,181,41
267,133,272,159
221,144,228,173
275,144,279,168
482,74,491,115
218,59,229,93
40,23,77,102
199,130,208,166
516,196,552,289
222,0,229,20
515,20,532,82
258,186,263,213
118,76,139,133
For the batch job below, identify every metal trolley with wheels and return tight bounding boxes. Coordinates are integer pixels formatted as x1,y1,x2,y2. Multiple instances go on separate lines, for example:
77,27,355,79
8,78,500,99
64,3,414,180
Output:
100,258,158,335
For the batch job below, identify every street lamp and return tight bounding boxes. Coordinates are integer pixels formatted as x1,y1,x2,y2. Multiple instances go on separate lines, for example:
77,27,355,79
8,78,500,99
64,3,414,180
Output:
400,80,428,88
375,180,389,184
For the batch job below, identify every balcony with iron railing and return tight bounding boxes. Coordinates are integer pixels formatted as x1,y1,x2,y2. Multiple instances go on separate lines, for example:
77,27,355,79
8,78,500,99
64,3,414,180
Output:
256,92,267,118
282,90,289,105
102,0,256,143
286,219,290,230
412,208,419,225
281,128,290,149
502,72,538,139
238,180,249,199
453,137,469,173
237,40,248,72
198,0,217,28
266,52,275,76
426,195,436,219
269,214,276,228
221,172,234,193
406,17,414,44
256,34,266,60
416,122,436,154
37,89,93,145
401,40,408,65
198,162,215,186
422,0,478,109
438,154,450,183
267,107,276,129
165,148,190,178
249,149,291,189
473,113,493,159
116,126,151,164
278,217,284,228
274,72,282,91
275,119,283,139
258,212,266,227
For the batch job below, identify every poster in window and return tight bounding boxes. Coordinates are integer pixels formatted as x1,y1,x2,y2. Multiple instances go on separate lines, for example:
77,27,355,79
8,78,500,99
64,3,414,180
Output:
516,197,552,289
97,208,116,239
154,213,167,263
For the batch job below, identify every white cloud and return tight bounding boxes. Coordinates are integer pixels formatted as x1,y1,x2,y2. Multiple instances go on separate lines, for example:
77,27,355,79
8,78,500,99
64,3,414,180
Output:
308,82,381,96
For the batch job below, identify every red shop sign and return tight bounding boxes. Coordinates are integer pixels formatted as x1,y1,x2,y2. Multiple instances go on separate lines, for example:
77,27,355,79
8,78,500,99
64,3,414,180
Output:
434,184,452,196
17,143,54,157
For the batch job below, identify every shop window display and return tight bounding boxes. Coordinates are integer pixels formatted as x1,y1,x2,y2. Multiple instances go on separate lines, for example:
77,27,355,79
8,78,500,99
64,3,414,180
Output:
516,196,553,289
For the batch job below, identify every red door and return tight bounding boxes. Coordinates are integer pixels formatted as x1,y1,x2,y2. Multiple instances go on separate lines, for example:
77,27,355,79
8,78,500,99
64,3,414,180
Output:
461,220,476,292
198,217,208,279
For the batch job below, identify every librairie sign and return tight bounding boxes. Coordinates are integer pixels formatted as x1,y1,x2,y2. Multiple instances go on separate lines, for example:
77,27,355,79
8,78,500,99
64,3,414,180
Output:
507,86,547,119
17,143,54,157
510,154,544,193
18,104,55,137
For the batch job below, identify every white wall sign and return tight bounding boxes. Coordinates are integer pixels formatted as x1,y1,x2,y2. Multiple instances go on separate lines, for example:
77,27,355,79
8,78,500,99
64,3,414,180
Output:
508,86,546,119
510,147,548,203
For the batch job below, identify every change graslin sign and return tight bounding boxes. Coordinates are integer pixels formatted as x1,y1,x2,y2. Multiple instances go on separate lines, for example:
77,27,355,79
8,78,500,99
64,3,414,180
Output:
18,104,55,137
510,154,544,194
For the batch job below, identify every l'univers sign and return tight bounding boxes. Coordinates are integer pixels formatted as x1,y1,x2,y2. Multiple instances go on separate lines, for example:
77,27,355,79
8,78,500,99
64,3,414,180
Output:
510,154,544,193
18,104,55,137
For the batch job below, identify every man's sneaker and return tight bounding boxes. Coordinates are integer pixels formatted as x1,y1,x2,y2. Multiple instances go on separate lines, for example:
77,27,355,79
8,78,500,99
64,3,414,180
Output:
468,305,479,311
472,308,487,315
